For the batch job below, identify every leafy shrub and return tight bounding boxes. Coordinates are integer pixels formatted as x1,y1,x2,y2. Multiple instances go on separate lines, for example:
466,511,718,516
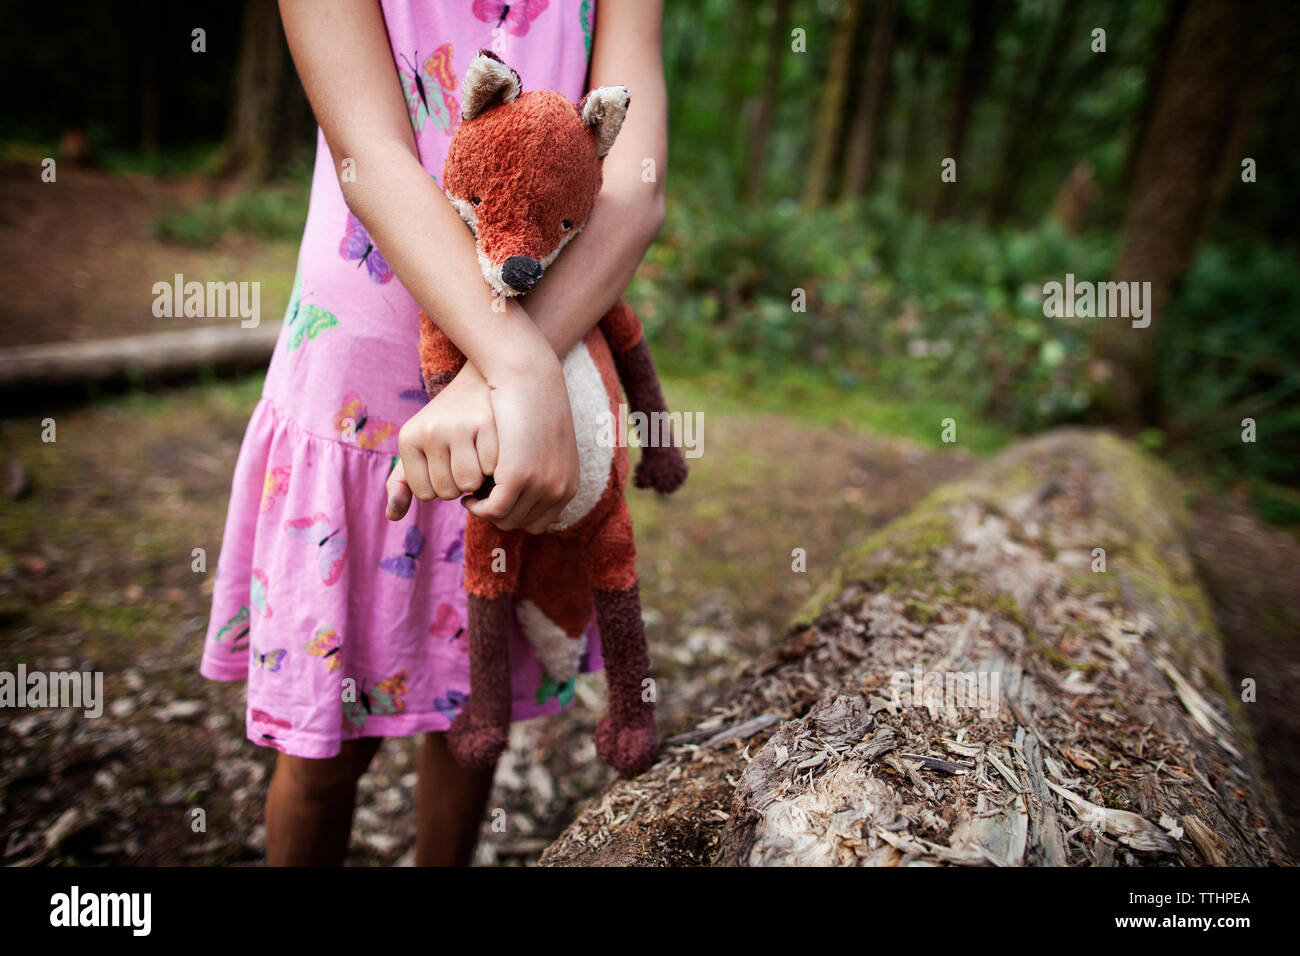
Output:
153,184,308,247
632,187,1116,431
1158,241,1300,492
631,187,1298,519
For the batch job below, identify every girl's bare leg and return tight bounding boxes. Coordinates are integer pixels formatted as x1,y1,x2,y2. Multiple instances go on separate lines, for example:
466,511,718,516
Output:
265,737,384,866
414,731,497,866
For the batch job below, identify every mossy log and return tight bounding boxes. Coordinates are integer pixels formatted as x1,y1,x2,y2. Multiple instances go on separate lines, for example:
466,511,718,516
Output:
540,429,1291,866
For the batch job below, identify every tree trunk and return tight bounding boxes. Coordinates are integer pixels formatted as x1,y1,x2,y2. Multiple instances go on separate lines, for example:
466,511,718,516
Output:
1050,161,1099,234
746,0,793,201
986,0,1079,223
1120,0,1190,195
841,0,897,200
929,0,995,221
540,430,1290,866
1095,0,1272,425
137,1,162,152
221,0,312,181
802,0,864,210
899,0,949,215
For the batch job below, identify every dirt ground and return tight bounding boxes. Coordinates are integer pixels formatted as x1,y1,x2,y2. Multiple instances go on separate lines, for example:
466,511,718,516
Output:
1188,494,1300,851
0,161,296,348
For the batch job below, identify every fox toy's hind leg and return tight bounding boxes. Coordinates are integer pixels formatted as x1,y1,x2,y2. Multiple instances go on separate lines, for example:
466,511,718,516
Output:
448,592,513,768
447,517,522,769
583,500,657,777
591,585,655,776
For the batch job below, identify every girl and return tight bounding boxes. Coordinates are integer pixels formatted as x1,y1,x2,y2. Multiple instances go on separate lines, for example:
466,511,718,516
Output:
199,0,666,866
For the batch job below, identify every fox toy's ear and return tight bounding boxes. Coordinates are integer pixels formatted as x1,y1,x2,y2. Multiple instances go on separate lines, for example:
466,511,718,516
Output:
579,86,630,157
461,50,522,121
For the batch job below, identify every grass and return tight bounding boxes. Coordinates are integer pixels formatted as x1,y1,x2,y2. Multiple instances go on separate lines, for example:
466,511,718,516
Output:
661,361,1013,456
152,185,309,247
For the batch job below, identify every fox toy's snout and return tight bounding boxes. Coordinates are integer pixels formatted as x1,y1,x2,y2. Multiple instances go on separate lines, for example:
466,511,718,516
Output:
442,50,630,298
501,255,544,293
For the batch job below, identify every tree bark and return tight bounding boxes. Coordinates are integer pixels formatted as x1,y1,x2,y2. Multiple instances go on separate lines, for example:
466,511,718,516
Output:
1120,0,1190,195
0,323,283,393
841,0,897,200
929,0,995,221
540,430,1290,866
802,0,864,209
986,0,1080,223
1049,160,1099,234
221,0,312,181
1096,0,1273,425
899,0,950,215
746,0,793,201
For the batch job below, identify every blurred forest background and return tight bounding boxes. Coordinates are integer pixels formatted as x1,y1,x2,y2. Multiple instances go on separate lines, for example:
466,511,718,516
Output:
2,0,1299,865
2,0,1296,519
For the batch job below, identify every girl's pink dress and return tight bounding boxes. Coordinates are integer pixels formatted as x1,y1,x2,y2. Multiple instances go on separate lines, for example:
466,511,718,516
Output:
199,0,602,759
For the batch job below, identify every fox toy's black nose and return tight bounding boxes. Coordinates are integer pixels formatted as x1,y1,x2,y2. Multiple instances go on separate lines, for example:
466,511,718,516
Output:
501,256,544,293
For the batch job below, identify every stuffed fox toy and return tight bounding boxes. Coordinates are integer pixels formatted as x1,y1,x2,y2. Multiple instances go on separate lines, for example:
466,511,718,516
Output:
417,51,687,777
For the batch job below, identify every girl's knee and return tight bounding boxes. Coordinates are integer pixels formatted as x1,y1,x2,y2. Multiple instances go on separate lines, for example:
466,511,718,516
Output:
275,741,378,801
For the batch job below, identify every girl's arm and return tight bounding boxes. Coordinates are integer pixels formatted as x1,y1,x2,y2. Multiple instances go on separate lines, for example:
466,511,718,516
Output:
440,0,666,382
279,0,579,534
524,0,668,353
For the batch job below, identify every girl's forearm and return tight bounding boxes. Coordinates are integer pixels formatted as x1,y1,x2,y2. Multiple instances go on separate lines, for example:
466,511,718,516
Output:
520,188,665,357
508,0,669,359
279,0,556,384
337,139,556,383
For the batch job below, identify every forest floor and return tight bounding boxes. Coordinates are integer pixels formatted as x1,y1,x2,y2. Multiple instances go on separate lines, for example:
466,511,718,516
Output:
2,161,1297,864
0,160,297,348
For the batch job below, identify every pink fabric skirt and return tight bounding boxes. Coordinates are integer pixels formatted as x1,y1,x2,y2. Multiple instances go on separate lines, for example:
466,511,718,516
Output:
199,397,602,759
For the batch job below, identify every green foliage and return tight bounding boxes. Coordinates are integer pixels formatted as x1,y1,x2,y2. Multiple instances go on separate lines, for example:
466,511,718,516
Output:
152,183,309,247
631,184,1298,521
1158,241,1300,505
632,187,1115,432
97,144,224,178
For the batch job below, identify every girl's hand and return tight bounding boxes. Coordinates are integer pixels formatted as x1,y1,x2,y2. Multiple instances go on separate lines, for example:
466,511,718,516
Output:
389,362,498,522
469,354,580,533
387,351,579,535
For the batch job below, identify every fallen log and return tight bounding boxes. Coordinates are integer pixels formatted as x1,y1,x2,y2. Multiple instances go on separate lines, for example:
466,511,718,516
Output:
540,429,1291,866
0,321,282,392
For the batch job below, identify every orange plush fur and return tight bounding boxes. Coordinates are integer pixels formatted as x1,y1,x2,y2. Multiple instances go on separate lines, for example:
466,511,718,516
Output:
417,51,686,777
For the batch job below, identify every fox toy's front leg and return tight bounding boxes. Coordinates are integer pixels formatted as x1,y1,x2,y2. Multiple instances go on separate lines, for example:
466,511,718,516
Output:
447,590,512,767
599,302,688,495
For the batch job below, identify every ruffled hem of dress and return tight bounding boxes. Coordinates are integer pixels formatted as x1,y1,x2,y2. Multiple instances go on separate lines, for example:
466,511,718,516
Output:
199,395,604,756
243,698,580,760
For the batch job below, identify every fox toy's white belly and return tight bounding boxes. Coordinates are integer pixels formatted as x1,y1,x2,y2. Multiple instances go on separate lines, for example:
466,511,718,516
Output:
552,340,615,531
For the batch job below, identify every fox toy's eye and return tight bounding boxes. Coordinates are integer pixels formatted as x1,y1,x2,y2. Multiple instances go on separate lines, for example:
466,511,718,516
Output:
560,219,572,231
471,196,482,206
